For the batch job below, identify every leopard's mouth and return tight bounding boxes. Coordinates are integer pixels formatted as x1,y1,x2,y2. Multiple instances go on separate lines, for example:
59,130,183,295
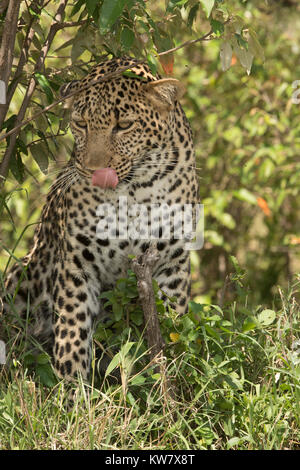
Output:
75,158,137,187
91,168,119,189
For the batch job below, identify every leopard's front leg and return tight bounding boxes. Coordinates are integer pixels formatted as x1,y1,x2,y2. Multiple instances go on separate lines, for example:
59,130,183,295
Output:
52,263,100,380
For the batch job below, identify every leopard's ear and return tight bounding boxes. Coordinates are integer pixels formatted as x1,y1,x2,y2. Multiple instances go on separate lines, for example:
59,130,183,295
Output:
143,78,185,111
59,80,80,108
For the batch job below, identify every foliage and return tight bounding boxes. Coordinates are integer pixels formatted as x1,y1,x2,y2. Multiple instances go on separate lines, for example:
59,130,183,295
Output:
0,268,299,449
185,1,300,304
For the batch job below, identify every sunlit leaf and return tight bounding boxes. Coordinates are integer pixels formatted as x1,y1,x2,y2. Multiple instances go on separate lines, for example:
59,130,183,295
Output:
248,28,265,62
211,19,224,36
233,42,254,75
233,189,257,205
257,309,276,326
220,41,232,71
200,0,215,18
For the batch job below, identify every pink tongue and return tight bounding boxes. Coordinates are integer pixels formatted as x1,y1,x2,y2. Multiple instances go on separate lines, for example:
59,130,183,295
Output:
92,168,118,189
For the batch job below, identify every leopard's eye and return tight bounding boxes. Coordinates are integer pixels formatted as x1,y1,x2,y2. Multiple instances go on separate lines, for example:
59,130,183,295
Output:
73,120,87,129
115,121,134,131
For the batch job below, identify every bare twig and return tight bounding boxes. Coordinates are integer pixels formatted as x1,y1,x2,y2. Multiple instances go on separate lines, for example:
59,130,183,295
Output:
157,17,231,57
157,29,214,56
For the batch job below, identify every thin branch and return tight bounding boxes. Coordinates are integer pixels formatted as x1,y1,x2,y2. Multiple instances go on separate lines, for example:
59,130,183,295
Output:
1,4,38,128
0,0,69,186
157,29,214,56
157,17,231,57
59,20,88,28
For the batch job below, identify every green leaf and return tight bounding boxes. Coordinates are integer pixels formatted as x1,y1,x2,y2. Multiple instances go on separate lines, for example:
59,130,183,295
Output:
233,188,257,205
257,309,276,327
70,0,86,17
99,0,127,34
30,142,49,173
36,364,57,387
146,53,158,75
235,33,248,51
223,126,242,147
86,0,98,16
189,301,205,314
233,42,253,75
167,0,187,12
211,19,224,36
113,302,123,321
130,375,146,385
105,353,121,376
199,0,215,18
35,73,53,104
227,437,241,449
120,341,135,357
37,353,50,365
229,255,241,273
188,4,199,28
242,317,257,333
151,373,161,380
105,342,134,377
10,151,25,183
121,27,135,50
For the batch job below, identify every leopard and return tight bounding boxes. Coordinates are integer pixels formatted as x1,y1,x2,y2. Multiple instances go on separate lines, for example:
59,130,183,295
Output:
1,56,198,381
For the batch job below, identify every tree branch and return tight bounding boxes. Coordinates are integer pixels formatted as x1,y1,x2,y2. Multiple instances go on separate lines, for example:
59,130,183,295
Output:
0,0,69,187
0,2,38,130
0,0,22,125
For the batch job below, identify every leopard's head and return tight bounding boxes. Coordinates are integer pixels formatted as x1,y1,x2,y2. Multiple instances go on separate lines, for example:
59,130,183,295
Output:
60,57,184,187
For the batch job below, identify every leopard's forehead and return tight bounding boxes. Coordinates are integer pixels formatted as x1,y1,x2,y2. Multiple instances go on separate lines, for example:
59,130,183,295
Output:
81,56,158,88
70,57,160,116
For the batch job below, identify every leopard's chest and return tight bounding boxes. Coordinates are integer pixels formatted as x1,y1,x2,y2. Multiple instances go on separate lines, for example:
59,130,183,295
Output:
60,176,188,284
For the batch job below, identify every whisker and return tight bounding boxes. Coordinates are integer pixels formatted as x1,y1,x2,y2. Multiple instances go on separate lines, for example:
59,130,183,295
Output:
132,164,201,170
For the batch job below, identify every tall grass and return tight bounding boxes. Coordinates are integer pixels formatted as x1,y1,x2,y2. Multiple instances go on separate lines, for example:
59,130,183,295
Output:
0,267,299,450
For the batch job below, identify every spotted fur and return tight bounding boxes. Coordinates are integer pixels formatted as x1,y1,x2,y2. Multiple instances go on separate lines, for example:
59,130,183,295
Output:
2,57,198,380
